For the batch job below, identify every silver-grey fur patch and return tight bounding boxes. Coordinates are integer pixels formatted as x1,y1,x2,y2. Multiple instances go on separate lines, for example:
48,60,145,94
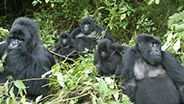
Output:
134,58,165,80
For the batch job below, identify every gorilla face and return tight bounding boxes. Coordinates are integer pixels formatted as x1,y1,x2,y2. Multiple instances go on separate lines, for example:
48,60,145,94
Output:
59,32,70,47
7,17,41,53
7,30,24,50
97,39,112,59
135,33,162,66
8,39,23,50
80,17,95,35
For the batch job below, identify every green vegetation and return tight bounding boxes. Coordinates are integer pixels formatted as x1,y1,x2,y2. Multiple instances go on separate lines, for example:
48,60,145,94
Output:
0,0,183,103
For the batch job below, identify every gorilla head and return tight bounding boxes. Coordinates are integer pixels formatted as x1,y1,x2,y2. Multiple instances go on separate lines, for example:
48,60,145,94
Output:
135,33,162,66
59,32,71,47
7,17,42,53
97,39,112,59
80,16,96,35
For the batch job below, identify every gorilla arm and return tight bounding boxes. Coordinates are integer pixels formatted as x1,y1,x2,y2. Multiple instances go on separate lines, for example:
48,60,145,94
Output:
121,47,137,101
162,51,184,103
93,49,102,75
95,25,114,42
111,43,130,54
70,27,81,39
5,44,55,97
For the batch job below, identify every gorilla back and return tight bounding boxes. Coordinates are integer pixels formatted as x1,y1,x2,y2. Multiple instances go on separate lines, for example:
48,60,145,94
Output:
1,17,55,100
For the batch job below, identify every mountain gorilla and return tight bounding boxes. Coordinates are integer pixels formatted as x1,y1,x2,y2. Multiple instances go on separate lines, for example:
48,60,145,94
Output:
120,33,184,104
51,32,78,63
93,39,127,77
70,17,114,53
0,17,55,100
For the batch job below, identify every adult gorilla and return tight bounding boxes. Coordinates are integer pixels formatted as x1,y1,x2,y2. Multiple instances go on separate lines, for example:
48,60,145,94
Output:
120,33,184,104
0,17,55,100
70,17,114,52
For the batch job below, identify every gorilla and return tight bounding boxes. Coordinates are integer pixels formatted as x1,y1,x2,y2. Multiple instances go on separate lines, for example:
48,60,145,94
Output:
70,17,114,53
0,17,55,100
120,33,184,104
51,32,78,63
93,39,127,77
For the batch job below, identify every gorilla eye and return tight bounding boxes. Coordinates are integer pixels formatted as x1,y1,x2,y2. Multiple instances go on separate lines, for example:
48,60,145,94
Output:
151,42,154,46
155,43,158,47
151,42,159,47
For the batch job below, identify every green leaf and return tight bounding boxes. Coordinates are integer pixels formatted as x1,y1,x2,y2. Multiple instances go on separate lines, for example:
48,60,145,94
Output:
122,94,133,104
106,90,120,96
14,80,26,89
148,0,154,5
1,54,7,61
120,14,126,20
155,0,160,4
20,95,26,103
9,86,15,97
99,79,108,97
45,0,49,3
108,101,121,104
80,86,92,94
177,6,183,11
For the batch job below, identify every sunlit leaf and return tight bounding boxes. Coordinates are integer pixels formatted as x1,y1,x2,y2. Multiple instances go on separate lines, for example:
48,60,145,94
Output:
173,38,180,51
120,14,126,20
45,0,49,3
148,0,154,5
104,77,112,84
155,0,160,4
36,95,43,103
9,86,15,97
20,95,26,103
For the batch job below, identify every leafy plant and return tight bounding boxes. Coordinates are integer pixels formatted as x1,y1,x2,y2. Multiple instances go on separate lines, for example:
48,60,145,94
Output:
162,10,184,66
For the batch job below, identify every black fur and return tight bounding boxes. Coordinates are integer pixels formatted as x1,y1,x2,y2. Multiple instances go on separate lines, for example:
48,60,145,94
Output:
120,33,184,104
70,17,114,53
51,32,78,63
93,39,123,76
0,17,55,100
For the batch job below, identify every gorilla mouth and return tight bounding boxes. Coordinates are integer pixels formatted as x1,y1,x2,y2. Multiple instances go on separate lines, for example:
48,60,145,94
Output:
8,39,23,50
63,44,68,47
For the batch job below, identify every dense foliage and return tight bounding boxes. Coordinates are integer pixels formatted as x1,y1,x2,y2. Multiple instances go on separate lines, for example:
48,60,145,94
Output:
0,0,183,103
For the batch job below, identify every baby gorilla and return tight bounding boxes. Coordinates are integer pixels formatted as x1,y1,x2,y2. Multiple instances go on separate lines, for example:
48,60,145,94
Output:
51,32,78,63
93,39,123,77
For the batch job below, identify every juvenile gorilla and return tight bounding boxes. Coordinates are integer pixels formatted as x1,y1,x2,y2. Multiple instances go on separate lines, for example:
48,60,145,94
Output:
51,32,77,63
121,33,184,104
93,39,124,76
71,17,114,52
0,17,55,100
